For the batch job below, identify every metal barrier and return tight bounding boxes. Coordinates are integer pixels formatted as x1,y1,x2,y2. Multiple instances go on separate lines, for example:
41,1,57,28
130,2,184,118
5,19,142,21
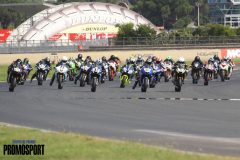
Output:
1,36,240,53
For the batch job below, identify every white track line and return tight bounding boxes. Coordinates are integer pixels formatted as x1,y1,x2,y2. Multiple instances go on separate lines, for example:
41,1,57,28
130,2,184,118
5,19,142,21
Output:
133,129,240,144
0,122,55,133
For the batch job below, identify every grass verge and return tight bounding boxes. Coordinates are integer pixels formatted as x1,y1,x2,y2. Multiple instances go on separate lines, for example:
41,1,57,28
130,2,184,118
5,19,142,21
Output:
0,124,239,160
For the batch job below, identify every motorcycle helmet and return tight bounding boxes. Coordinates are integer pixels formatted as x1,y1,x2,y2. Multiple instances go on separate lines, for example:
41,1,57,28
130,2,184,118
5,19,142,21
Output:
16,59,22,64
194,56,200,61
96,58,102,65
77,53,83,59
23,58,29,64
137,55,143,60
152,56,157,62
130,57,136,64
213,55,219,60
146,58,152,65
62,56,68,63
110,55,115,59
178,57,185,63
102,56,106,61
166,56,172,60
45,57,50,63
156,57,162,64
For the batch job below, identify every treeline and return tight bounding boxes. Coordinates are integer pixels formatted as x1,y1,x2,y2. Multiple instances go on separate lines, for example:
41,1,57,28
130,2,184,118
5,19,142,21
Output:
0,0,208,29
117,23,240,39
1,0,42,3
0,8,26,29
59,0,209,29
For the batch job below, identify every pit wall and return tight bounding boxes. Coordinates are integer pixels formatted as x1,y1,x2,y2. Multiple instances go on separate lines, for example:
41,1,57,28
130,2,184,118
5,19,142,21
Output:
0,48,239,65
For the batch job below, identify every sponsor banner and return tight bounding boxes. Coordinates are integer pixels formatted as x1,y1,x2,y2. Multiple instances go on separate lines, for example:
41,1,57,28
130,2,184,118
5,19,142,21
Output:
48,33,117,41
0,29,12,43
221,49,240,59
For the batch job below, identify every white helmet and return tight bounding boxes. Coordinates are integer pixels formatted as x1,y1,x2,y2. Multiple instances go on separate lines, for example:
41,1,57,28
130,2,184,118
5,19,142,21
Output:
96,58,102,64
62,56,68,62
179,57,185,62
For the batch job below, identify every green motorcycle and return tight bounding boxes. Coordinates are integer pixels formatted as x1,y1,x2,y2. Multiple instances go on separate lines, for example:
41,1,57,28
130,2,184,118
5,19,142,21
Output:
68,60,78,81
119,65,134,88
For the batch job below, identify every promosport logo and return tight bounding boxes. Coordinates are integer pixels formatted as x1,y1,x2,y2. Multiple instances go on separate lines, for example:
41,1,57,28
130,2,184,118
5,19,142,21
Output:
3,140,44,156
221,49,240,58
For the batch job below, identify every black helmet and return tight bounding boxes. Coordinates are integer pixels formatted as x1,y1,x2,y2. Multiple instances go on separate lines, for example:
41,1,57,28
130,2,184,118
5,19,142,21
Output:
146,58,152,65
16,59,22,64
152,56,157,62
23,58,29,64
102,56,106,61
45,57,50,63
213,55,219,59
78,53,83,59
194,56,200,61
110,55,115,59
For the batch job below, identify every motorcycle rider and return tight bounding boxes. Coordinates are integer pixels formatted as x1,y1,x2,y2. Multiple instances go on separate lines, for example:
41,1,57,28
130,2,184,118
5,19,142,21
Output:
221,56,235,78
76,53,84,62
213,55,221,63
74,56,93,84
50,56,69,86
136,55,144,66
191,56,203,76
132,58,153,90
172,57,188,84
22,58,32,70
120,57,135,80
7,59,23,83
30,58,51,82
108,55,120,70
102,56,107,63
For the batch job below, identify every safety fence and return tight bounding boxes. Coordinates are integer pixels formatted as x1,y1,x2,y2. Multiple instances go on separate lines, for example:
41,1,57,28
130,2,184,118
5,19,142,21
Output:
1,36,240,53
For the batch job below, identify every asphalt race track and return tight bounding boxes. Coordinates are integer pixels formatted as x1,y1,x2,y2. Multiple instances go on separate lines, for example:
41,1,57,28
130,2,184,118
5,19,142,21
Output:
0,70,240,156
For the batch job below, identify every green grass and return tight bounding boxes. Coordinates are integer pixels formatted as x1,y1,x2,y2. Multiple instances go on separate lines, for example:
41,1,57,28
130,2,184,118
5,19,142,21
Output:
0,65,54,82
0,125,239,160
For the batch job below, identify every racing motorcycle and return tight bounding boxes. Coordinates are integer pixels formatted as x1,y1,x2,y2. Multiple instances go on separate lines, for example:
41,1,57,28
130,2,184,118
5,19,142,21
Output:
203,63,215,86
163,61,173,82
21,64,32,85
108,60,117,81
173,63,186,92
8,65,22,92
119,65,134,88
36,63,49,85
79,63,91,87
68,60,78,81
132,65,142,90
150,64,161,88
219,61,230,82
191,61,202,84
140,64,153,92
90,64,102,92
213,60,220,79
101,61,109,83
55,64,68,89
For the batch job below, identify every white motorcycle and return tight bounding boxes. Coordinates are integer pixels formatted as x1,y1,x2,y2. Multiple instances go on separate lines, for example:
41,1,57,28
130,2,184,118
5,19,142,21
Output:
90,65,102,92
55,64,68,89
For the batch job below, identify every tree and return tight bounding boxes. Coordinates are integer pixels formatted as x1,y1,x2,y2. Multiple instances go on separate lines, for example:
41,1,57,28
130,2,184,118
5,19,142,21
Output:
115,23,136,38
161,5,171,27
136,24,156,38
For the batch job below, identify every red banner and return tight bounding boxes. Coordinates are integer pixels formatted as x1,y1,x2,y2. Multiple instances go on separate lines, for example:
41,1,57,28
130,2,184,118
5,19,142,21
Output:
221,49,240,59
0,29,12,43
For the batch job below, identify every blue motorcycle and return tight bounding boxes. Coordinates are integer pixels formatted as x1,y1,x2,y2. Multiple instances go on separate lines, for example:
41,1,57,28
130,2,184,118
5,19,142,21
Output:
140,64,153,92
150,64,162,88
